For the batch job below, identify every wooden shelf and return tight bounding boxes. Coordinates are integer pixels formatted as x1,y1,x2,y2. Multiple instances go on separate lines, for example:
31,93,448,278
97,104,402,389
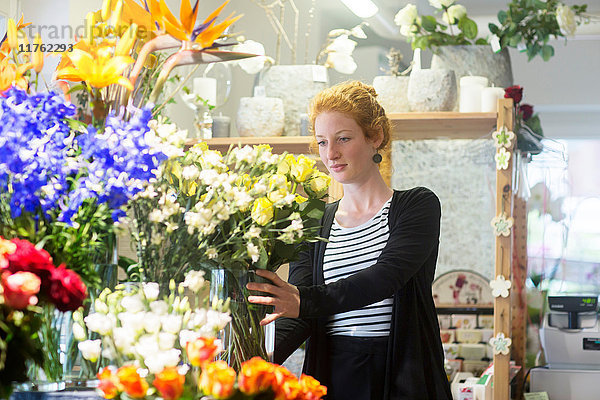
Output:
186,136,314,155
389,112,498,140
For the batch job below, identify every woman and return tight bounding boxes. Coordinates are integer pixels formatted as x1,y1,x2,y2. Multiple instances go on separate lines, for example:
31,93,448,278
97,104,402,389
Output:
247,81,452,400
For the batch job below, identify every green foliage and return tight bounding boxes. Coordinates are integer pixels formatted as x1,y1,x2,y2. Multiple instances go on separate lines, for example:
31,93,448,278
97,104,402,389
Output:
488,0,588,61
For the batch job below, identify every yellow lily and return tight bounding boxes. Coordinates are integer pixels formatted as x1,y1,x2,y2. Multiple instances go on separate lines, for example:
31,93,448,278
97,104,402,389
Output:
7,19,18,49
0,58,31,93
55,45,134,90
32,34,44,73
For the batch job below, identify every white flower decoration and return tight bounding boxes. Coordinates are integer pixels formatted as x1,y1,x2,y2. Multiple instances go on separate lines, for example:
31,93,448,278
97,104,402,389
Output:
489,332,512,355
231,40,271,74
394,4,419,28
490,275,512,298
491,213,514,237
556,4,576,37
78,339,102,362
495,147,511,170
492,126,515,149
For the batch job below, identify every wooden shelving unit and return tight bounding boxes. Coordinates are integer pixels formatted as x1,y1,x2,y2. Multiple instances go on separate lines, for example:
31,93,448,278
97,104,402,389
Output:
191,106,525,399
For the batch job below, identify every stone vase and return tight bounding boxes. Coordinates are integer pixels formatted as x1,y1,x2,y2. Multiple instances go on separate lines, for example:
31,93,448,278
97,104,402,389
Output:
431,45,513,111
372,75,410,113
258,65,329,136
236,97,285,137
407,69,457,112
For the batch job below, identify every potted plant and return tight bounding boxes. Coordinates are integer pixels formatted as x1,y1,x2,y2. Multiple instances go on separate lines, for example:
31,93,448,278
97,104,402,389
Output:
394,0,514,89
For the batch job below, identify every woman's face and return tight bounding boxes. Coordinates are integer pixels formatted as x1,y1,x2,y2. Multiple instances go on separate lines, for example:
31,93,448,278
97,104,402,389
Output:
314,111,379,185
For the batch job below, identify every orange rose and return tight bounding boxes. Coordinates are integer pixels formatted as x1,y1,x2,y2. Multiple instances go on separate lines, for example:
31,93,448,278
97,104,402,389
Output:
1,271,40,309
272,365,301,400
97,367,121,399
153,366,185,400
299,374,327,400
117,364,149,399
186,337,221,367
238,357,275,395
199,360,236,399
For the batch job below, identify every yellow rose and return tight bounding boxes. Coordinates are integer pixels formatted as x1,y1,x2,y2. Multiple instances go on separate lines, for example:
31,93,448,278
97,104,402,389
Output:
277,154,296,176
295,194,308,204
304,171,331,198
251,197,274,226
290,155,316,183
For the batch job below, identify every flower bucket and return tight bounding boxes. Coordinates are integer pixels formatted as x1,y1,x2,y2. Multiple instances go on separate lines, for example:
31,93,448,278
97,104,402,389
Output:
209,268,275,371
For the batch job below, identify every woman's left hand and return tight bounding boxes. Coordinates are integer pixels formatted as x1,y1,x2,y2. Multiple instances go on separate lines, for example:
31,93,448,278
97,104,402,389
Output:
246,269,300,326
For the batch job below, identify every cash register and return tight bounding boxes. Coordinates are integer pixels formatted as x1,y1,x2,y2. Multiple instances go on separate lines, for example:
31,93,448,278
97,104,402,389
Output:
530,295,600,400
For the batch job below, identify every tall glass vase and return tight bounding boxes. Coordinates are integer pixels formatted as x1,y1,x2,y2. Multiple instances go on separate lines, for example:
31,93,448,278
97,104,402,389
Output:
210,268,275,371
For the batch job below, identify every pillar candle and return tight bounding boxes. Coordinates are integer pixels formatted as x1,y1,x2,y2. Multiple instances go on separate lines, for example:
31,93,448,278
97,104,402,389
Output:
212,115,231,138
481,87,505,113
193,77,217,107
459,76,489,113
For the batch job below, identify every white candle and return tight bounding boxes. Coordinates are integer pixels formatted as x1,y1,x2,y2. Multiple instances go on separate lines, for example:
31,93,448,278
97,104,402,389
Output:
481,87,505,113
211,115,231,138
460,76,488,88
193,77,217,107
459,76,488,113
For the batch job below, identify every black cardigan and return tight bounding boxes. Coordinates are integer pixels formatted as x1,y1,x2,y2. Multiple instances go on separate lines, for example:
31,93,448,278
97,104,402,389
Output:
275,187,452,399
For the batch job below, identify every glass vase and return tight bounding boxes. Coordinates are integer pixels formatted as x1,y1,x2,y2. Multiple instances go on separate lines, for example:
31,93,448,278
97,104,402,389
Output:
209,268,275,371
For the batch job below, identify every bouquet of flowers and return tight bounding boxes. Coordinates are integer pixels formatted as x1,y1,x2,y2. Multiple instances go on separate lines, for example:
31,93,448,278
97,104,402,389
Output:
1,0,257,383
0,236,87,397
126,143,330,368
77,271,326,400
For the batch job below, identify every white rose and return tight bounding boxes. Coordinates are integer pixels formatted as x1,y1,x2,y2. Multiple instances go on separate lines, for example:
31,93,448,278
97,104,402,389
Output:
429,0,454,9
556,4,576,37
142,282,160,301
325,52,358,75
443,4,466,24
84,313,113,335
78,339,102,362
394,4,418,27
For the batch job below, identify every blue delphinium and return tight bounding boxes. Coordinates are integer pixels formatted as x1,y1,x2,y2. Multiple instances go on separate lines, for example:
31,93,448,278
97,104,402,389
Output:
0,88,168,224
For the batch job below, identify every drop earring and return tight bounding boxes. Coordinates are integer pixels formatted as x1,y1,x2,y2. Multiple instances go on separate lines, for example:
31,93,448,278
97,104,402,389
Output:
372,149,382,164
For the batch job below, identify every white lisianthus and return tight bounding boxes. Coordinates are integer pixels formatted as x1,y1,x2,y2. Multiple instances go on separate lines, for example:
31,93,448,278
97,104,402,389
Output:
118,312,146,333
135,334,160,359
78,339,102,362
121,295,145,313
205,309,232,332
150,300,169,315
247,242,260,264
113,327,136,353
231,40,271,74
161,315,183,334
84,313,113,335
72,323,86,341
187,309,207,329
179,330,201,348
143,312,162,333
394,4,418,27
142,282,160,301
158,332,178,351
429,0,454,9
182,270,206,293
443,4,466,24
556,4,576,37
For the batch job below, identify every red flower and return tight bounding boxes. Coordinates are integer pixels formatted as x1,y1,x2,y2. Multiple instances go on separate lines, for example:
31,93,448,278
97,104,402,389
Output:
518,104,534,121
3,238,55,286
48,264,87,311
153,366,185,400
504,85,523,104
1,271,41,309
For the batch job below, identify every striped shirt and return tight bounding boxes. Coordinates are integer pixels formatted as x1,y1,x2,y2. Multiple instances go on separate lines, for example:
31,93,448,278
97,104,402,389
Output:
324,198,393,337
